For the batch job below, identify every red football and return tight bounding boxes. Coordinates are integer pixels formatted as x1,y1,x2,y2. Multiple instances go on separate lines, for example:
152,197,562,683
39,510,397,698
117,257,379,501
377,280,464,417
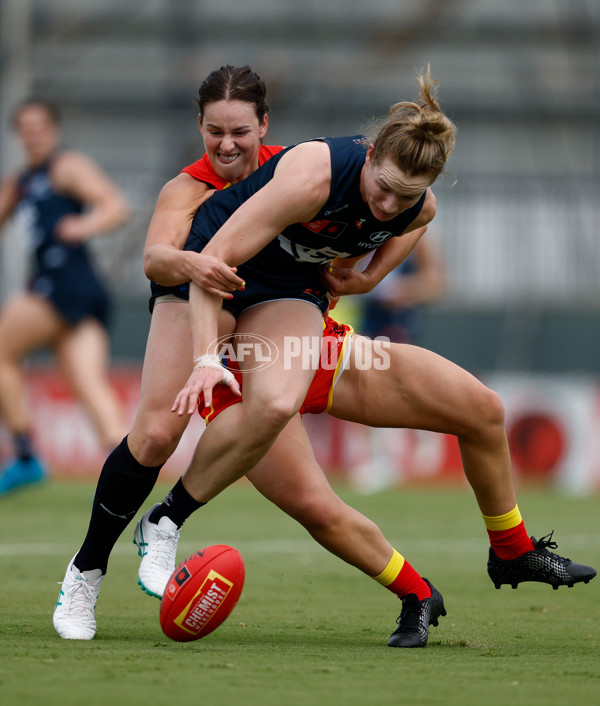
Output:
160,545,245,642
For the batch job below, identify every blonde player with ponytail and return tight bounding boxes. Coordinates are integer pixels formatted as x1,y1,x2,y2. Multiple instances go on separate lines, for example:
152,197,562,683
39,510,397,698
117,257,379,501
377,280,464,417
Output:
138,67,595,647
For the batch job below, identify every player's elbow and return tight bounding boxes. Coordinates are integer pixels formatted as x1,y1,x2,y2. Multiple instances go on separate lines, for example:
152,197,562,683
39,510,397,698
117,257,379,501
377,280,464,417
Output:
420,191,437,225
143,247,157,281
143,244,171,282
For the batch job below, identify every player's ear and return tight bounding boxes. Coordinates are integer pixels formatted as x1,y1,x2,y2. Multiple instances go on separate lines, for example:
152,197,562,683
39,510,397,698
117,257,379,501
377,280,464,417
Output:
258,113,269,140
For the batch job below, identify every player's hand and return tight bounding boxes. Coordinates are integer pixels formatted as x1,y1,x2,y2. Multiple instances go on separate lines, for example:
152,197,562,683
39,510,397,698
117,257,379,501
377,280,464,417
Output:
172,360,241,416
187,253,245,299
54,214,92,243
321,265,371,297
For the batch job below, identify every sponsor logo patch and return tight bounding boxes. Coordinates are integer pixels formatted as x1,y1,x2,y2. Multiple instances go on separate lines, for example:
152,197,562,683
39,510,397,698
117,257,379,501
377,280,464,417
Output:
175,566,192,587
369,231,393,243
300,220,347,239
173,570,234,636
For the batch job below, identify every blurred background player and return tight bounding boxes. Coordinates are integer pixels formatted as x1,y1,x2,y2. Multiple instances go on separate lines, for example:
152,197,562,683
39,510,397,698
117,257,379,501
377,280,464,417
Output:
0,98,130,495
351,235,446,491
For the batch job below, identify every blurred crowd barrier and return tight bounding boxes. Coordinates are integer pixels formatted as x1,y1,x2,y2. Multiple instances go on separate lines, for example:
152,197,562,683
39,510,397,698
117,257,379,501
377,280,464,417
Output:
305,373,600,495
1,365,598,494
2,1,598,309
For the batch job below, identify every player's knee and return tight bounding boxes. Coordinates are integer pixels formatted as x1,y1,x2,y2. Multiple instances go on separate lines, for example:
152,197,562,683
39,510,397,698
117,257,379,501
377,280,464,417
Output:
253,396,300,434
285,488,344,534
295,495,341,533
131,422,182,466
470,385,506,435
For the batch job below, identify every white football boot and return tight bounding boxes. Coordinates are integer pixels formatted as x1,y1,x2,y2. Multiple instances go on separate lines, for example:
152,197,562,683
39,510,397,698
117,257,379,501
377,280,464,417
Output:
53,557,103,640
133,503,180,598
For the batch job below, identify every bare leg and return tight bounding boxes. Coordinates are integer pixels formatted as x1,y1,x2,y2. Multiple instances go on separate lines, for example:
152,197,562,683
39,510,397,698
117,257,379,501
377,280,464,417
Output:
66,301,237,575
182,300,322,501
247,414,394,576
330,337,515,517
126,301,197,465
55,318,126,448
0,293,65,433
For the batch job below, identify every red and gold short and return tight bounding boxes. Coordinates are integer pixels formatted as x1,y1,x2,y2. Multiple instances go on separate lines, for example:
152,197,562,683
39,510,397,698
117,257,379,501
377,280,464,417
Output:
201,315,353,423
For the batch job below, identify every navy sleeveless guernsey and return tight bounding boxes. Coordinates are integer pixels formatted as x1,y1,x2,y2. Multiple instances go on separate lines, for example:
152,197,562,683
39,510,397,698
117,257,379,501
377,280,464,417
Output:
16,156,111,326
182,135,426,316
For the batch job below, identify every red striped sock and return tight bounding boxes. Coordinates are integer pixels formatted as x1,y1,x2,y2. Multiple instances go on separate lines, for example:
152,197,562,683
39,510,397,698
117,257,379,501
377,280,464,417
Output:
483,506,534,560
372,549,432,600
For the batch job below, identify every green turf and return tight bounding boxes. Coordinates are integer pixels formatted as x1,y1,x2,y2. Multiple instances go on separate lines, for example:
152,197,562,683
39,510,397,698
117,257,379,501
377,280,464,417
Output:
0,480,598,706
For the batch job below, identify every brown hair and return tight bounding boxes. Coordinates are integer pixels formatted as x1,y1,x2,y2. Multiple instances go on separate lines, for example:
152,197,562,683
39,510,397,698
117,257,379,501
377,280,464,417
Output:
197,65,269,123
368,67,456,181
12,98,61,127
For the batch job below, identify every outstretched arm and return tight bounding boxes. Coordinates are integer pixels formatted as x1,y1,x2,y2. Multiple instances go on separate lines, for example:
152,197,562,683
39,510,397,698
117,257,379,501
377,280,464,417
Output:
171,281,241,415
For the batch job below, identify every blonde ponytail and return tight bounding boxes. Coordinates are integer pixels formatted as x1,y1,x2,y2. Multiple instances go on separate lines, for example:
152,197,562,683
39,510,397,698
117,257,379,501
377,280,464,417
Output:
368,66,456,180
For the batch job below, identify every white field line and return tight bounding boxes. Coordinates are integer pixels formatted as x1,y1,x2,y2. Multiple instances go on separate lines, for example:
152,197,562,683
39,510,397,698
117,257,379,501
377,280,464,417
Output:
0,534,596,558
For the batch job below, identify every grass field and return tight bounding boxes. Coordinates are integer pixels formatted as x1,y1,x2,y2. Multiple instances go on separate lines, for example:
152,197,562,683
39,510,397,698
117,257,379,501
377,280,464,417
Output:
0,479,598,706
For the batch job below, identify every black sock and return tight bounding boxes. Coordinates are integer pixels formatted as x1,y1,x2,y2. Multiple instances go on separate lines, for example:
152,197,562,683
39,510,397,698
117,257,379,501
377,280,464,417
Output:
14,434,34,461
74,437,163,574
149,477,205,529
